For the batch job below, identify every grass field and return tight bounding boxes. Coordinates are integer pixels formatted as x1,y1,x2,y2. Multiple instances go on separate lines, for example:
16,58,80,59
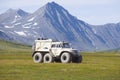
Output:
0,40,120,80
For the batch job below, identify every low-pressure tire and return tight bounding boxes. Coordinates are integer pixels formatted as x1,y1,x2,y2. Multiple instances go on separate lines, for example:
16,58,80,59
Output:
33,52,43,63
60,52,71,63
72,55,82,63
43,53,53,63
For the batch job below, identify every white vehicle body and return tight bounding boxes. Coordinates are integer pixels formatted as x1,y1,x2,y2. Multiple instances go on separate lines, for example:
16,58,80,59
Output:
32,38,82,63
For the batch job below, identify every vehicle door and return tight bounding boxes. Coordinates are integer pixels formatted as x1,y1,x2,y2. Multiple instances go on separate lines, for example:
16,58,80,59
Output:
51,44,62,56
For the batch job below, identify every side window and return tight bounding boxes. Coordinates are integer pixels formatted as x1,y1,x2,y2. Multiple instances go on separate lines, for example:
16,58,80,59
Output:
44,47,48,49
51,44,55,48
51,44,61,48
57,44,61,48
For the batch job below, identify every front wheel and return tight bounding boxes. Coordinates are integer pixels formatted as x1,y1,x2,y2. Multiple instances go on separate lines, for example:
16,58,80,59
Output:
43,53,53,63
33,52,43,63
72,55,82,63
60,52,72,63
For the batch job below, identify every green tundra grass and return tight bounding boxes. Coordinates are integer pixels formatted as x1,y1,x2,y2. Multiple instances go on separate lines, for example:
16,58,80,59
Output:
0,40,120,80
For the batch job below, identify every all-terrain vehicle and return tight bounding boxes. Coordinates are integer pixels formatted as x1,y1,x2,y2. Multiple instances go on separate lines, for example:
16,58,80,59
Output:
32,38,82,63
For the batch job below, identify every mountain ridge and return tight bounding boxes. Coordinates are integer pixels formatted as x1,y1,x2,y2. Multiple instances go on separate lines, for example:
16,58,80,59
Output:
0,8,30,25
0,2,120,51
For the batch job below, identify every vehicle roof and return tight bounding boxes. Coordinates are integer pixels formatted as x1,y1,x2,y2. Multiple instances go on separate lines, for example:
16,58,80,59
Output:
52,42,68,44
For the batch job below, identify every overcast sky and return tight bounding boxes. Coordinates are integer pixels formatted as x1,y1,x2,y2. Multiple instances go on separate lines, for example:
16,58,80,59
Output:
0,0,120,25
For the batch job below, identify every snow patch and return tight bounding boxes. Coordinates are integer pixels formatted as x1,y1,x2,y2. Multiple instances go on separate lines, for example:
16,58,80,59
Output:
22,23,32,28
23,23,32,26
4,25,14,28
28,17,35,22
14,22,21,25
22,25,31,28
11,15,21,23
33,31,38,34
14,31,26,36
15,15,21,18
33,22,38,26
92,28,97,34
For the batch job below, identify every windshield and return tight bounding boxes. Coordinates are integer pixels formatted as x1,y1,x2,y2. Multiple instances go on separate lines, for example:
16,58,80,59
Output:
62,43,70,48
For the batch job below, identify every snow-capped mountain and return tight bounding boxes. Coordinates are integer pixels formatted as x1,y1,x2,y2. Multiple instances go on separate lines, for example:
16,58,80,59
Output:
92,23,120,50
0,2,120,51
0,9,29,25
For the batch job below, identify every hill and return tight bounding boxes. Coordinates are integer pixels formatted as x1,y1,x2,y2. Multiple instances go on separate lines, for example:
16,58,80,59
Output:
0,39,31,53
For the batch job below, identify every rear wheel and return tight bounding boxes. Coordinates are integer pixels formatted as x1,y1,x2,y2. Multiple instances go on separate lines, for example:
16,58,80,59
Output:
43,53,53,63
33,52,43,63
60,52,71,63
